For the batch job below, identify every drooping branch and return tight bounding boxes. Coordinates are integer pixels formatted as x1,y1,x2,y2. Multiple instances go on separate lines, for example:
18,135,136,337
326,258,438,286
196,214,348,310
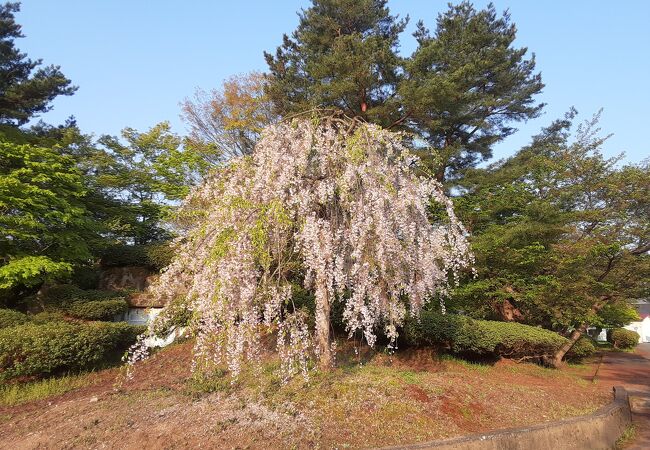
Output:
127,118,472,380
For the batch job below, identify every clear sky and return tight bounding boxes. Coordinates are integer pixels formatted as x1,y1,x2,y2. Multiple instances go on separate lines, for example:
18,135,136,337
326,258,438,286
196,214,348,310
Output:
15,0,650,163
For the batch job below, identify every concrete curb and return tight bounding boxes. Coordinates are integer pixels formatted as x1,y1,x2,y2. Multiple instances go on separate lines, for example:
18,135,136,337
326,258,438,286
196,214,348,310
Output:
380,386,631,450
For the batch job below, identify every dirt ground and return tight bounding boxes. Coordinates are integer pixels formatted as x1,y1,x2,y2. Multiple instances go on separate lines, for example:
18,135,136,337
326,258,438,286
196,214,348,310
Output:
0,341,613,449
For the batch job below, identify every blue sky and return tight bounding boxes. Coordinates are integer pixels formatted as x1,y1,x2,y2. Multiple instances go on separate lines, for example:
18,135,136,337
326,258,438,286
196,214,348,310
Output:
16,0,650,163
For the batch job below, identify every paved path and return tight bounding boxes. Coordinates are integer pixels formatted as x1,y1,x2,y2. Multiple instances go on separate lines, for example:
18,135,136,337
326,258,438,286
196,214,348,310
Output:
595,343,650,449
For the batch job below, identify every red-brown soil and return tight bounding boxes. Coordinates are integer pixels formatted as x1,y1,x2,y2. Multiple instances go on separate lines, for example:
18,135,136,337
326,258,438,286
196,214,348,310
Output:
595,344,650,449
0,341,613,449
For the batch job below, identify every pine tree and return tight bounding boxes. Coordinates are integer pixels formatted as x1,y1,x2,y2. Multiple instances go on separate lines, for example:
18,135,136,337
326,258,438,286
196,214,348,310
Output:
400,2,544,181
264,0,406,127
0,2,76,125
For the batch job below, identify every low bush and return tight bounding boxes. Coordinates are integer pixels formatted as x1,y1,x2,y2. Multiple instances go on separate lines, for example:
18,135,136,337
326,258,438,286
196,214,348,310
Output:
565,336,596,361
41,284,84,305
76,289,125,302
30,311,67,325
101,245,149,268
40,285,126,319
609,328,639,349
0,309,29,329
67,298,128,321
0,321,145,381
403,311,568,360
101,243,173,270
71,266,100,290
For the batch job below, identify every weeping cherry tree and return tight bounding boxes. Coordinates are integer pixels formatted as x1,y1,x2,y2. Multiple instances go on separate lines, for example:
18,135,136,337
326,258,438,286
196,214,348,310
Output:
128,116,472,381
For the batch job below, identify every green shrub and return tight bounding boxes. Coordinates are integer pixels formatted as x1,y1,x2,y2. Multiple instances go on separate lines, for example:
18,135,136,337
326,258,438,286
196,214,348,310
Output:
30,311,67,325
0,309,29,329
609,328,639,349
101,245,149,267
42,284,84,305
565,337,596,361
0,321,144,381
71,266,100,290
101,243,173,270
41,284,124,314
67,299,128,321
76,289,124,302
403,311,568,359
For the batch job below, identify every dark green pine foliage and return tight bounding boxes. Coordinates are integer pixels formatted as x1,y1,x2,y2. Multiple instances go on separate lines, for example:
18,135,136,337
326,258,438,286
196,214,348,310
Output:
0,2,76,125
401,2,544,181
264,0,407,127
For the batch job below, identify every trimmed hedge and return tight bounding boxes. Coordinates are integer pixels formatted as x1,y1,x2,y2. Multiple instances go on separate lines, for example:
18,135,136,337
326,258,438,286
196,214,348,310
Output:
609,328,639,349
40,285,127,320
30,311,67,325
0,309,29,329
565,337,596,361
67,299,128,321
0,321,145,381
42,284,85,305
403,311,568,359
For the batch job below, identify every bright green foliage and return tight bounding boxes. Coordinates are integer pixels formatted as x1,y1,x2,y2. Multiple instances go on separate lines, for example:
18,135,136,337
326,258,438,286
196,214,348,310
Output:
596,302,640,329
0,140,93,291
0,308,28,328
403,310,568,360
451,111,650,352
67,299,128,321
0,257,72,290
0,3,76,125
0,321,144,381
401,2,543,180
565,337,596,361
265,0,406,126
94,122,209,244
609,328,640,349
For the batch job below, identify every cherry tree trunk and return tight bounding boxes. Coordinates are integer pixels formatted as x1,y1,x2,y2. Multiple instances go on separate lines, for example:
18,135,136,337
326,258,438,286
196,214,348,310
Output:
315,281,332,370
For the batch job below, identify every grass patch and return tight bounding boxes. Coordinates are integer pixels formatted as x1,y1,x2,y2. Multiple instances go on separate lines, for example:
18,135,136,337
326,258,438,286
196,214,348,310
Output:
0,374,91,406
184,368,234,398
440,354,491,373
615,424,636,449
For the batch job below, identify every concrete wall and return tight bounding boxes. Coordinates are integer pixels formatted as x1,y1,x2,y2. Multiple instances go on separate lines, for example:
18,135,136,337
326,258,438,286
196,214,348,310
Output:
382,386,631,450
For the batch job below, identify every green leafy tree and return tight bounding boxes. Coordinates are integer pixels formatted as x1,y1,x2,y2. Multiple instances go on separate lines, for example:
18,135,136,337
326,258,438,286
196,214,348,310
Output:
0,139,92,297
400,2,544,181
264,0,406,127
452,111,650,365
95,122,209,244
0,2,76,125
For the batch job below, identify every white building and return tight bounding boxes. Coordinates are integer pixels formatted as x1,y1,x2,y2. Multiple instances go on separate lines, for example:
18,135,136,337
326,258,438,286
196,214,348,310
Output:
623,300,650,343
